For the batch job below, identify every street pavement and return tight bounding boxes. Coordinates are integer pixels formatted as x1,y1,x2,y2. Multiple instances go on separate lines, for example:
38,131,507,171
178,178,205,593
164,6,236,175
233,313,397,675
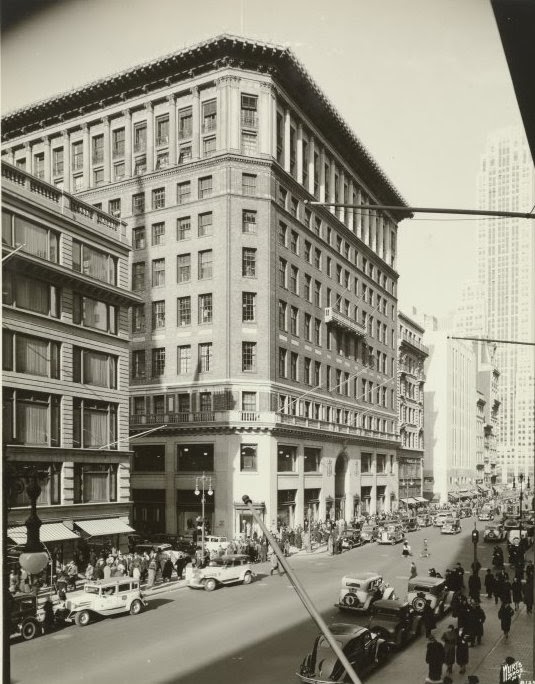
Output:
10,519,534,684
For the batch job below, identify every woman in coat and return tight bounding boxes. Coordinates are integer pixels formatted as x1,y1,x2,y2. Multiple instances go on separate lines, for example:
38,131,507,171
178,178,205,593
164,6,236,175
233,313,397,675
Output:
511,577,523,611
146,557,157,589
455,629,470,675
498,601,514,639
441,625,457,675
523,576,533,614
501,576,512,604
484,569,495,599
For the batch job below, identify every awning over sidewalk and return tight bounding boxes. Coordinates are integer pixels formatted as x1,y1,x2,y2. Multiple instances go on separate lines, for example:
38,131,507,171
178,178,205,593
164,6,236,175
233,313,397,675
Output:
413,496,428,503
400,497,419,504
8,522,79,545
75,518,134,537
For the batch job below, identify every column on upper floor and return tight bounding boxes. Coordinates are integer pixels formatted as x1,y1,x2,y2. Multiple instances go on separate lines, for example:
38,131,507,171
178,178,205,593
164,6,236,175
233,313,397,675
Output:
102,116,111,184
81,124,90,190
296,123,303,185
191,86,200,160
307,135,315,196
167,95,177,166
258,82,274,156
145,103,154,173
41,136,51,183
283,107,291,173
62,131,71,193
319,146,326,203
123,109,132,178
348,180,354,232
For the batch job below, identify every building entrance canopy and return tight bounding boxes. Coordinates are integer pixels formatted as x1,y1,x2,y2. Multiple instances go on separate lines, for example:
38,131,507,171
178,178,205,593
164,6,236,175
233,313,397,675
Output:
8,522,79,545
74,518,134,537
400,497,419,504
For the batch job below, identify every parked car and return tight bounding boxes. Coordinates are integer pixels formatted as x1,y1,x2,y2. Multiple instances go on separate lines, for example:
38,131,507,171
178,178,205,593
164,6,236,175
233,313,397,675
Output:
459,507,473,518
297,625,390,683
378,524,405,545
484,524,505,542
368,599,423,648
62,578,148,626
433,512,452,527
186,554,253,591
506,527,534,549
203,535,230,552
441,518,462,534
416,514,432,528
359,524,379,543
340,529,362,550
9,594,41,641
336,572,396,613
402,519,419,534
502,517,521,530
407,576,457,617
478,509,494,521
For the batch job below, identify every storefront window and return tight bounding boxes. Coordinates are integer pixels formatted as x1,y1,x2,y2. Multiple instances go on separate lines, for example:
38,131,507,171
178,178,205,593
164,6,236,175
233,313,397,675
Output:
176,444,214,471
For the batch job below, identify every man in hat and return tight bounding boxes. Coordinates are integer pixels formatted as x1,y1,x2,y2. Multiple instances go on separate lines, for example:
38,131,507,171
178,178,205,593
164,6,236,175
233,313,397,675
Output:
425,630,445,683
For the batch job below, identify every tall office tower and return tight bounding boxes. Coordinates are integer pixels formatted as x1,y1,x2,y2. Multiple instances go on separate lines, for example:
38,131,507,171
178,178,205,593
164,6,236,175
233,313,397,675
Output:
475,127,535,483
2,35,410,537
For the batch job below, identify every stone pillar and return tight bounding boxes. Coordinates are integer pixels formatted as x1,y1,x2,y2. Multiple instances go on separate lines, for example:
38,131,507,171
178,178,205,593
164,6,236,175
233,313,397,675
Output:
319,147,326,202
348,180,354,232
385,219,391,265
102,116,111,184
62,131,71,193
271,87,278,159
81,124,90,190
228,77,241,151
168,95,177,166
370,211,376,253
362,192,369,245
283,107,291,173
339,170,345,224
123,109,132,178
296,452,305,528
258,82,272,155
215,79,227,150
329,159,336,215
191,87,200,160
308,136,315,195
377,215,385,260
23,142,31,170
5,148,15,164
370,458,377,514
41,136,51,182
296,123,303,185
145,103,154,173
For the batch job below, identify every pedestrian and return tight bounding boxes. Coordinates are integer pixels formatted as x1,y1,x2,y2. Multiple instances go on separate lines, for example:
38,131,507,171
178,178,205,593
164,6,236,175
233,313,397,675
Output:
84,562,94,581
402,540,412,558
441,624,457,675
421,538,430,558
409,561,417,579
425,632,445,683
455,562,465,589
501,574,512,604
468,571,481,602
523,574,533,614
423,599,436,638
511,577,522,611
455,628,470,674
162,558,174,583
526,560,534,580
269,551,282,576
42,597,56,634
470,601,486,645
484,568,495,599
494,571,504,605
498,601,514,639
146,557,157,589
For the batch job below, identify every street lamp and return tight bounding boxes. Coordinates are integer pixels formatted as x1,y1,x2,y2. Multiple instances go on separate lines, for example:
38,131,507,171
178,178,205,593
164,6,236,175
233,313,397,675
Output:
512,473,531,547
19,470,49,576
194,472,213,559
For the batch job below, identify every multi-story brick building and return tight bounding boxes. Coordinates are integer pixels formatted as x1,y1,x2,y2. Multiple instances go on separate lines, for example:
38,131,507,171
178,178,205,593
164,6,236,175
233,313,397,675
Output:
397,312,428,509
2,35,410,537
2,161,139,556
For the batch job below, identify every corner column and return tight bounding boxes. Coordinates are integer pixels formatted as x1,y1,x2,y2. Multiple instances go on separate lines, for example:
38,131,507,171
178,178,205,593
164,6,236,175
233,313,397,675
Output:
102,116,111,184
81,123,90,190
41,136,51,182
339,170,345,224
296,123,303,184
145,103,154,173
168,95,177,166
228,76,241,151
283,107,291,173
329,159,336,215
308,136,315,196
319,146,326,202
62,131,71,193
348,180,354,232
123,109,132,178
258,82,272,156
191,87,200,160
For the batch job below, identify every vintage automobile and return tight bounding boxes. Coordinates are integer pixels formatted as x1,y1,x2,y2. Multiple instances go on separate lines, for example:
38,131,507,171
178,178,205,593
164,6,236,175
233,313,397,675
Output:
9,594,41,641
506,527,534,549
433,512,452,527
378,524,405,545
459,507,473,518
484,524,505,542
416,514,432,528
407,576,457,617
336,572,396,613
297,625,390,683
502,517,521,530
441,518,462,534
203,535,230,552
368,599,423,648
401,518,419,533
62,578,148,626
340,529,362,550
186,554,253,591
359,524,379,543
478,509,494,521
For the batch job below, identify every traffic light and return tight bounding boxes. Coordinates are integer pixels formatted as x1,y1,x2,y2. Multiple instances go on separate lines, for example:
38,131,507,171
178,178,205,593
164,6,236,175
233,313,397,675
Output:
471,529,479,545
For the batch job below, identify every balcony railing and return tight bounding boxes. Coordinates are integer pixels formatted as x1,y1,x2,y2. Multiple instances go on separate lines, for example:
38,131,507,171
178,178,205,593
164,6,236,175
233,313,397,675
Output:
324,307,367,337
400,332,429,355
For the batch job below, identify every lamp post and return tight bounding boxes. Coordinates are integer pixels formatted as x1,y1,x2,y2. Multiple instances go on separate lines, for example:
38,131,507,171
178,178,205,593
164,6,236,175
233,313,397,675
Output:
19,469,49,576
194,472,213,559
512,473,531,551
472,521,480,572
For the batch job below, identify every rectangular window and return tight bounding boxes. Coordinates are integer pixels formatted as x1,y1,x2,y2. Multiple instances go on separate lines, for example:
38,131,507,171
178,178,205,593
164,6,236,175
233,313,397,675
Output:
72,174,83,191
177,296,191,326
199,343,213,372
112,127,125,157
73,462,118,503
114,162,125,180
72,141,83,171
178,146,192,164
132,445,165,472
314,361,321,386
276,112,284,163
3,212,59,263
290,230,299,254
3,331,60,379
361,453,372,473
199,176,213,199
73,293,117,334
198,293,213,324
72,239,117,284
278,221,287,246
156,152,168,170
2,271,60,318
177,181,191,204
278,348,287,377
73,398,117,451
242,292,256,322
203,137,216,157
177,253,191,282
242,173,256,196
134,156,146,175
52,148,64,176
242,210,257,234
151,222,165,246
152,300,166,329
278,300,287,331
290,307,298,335
240,444,257,472
156,116,169,147
73,346,117,388
242,341,257,372
304,357,312,384
152,258,165,286
152,348,166,376
3,390,60,447
132,193,145,214
132,304,145,333
178,107,192,139
304,241,311,263
91,135,104,164
277,445,297,473
132,262,145,290
198,250,213,279
93,168,104,186
314,318,321,345
177,216,191,241
289,265,298,294
241,132,257,155
304,313,311,342
304,447,321,473
241,94,258,127
176,444,214,471
277,185,287,208
152,187,165,210
134,122,147,152
198,212,213,237
242,248,257,277
278,258,287,288
290,352,298,381
202,99,217,133
304,275,311,301
177,345,191,374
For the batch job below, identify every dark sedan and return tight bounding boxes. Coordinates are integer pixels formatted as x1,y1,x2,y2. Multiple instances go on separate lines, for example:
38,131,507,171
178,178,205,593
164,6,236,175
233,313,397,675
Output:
368,599,423,649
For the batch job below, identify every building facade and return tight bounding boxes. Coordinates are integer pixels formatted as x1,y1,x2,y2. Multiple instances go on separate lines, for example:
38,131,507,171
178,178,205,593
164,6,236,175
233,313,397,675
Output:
397,312,428,508
2,161,139,555
2,35,410,537
474,343,500,489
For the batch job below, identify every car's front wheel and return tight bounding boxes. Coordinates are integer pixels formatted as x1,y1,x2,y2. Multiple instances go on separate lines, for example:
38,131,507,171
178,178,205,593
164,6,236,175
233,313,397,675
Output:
242,572,253,585
74,610,91,627
20,618,39,641
204,578,217,592
130,599,143,615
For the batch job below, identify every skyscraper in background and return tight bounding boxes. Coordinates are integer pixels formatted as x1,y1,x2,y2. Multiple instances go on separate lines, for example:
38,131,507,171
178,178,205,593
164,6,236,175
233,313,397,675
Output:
465,127,535,483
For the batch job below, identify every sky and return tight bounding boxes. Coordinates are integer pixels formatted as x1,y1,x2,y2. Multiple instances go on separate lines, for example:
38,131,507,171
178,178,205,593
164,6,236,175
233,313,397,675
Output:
1,0,526,319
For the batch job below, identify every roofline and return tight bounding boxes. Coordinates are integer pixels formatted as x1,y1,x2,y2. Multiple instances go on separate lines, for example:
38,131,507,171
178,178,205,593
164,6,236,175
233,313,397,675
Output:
398,310,425,333
1,34,409,218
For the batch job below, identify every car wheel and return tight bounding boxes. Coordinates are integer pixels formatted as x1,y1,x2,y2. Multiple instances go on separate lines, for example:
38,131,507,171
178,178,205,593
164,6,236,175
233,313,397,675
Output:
412,596,427,613
343,593,359,608
204,578,217,592
74,610,91,627
242,572,253,585
130,599,143,615
21,619,39,641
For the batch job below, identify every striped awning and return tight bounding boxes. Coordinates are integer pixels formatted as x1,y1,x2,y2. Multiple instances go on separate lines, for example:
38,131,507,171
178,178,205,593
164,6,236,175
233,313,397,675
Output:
400,497,419,504
8,522,79,545
413,496,428,503
75,518,134,537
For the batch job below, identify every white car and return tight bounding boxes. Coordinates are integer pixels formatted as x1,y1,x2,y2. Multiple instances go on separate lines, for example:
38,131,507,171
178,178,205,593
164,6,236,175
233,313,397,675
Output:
62,578,147,626
441,519,462,534
187,554,254,591
203,535,230,552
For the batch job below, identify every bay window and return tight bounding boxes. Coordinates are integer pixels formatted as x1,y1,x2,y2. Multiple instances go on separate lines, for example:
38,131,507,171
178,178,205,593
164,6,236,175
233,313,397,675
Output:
73,398,117,449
